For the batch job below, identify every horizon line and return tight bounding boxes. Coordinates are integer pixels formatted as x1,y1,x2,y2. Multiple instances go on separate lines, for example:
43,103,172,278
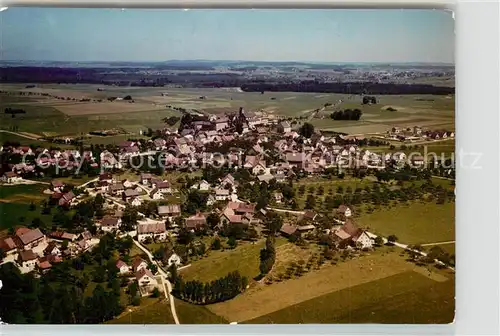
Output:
0,59,455,66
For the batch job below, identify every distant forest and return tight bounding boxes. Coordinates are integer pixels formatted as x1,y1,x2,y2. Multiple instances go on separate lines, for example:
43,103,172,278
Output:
0,66,454,95
240,82,455,95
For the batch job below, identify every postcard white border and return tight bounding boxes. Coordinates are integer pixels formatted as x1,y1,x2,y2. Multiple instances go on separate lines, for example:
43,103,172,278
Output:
0,1,499,335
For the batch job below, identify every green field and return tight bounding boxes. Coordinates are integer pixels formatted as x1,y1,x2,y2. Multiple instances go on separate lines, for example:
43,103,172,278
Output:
314,94,454,133
175,299,228,324
357,201,455,245
181,239,288,283
1,86,455,138
108,299,176,324
245,271,454,324
0,184,51,231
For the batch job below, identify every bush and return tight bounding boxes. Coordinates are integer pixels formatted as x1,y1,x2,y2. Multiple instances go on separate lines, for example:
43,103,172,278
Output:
131,296,141,306
151,287,161,298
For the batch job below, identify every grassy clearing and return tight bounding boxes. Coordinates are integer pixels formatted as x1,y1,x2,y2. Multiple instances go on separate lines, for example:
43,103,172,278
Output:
357,201,455,244
206,248,447,322
0,184,52,230
0,202,53,230
175,298,228,324
0,183,46,200
0,132,57,148
181,238,287,283
108,298,175,324
245,271,454,324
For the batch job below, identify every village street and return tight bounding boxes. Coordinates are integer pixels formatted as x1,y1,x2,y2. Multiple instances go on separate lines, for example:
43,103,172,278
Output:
131,238,180,325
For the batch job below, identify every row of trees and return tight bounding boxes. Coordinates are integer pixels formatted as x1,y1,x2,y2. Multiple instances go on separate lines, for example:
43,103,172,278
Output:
330,109,363,121
259,236,276,276
171,270,248,305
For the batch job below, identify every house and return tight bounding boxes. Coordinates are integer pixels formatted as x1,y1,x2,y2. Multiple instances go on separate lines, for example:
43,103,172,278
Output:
333,219,373,249
206,194,216,206
1,171,22,184
43,242,61,257
191,180,210,191
140,173,153,185
297,224,316,233
185,213,207,231
215,117,229,131
130,197,142,207
167,253,182,267
252,161,267,175
51,180,64,192
99,172,113,183
154,181,172,194
58,191,75,206
123,189,140,199
132,257,149,273
79,231,93,241
137,222,167,243
215,189,231,201
286,152,307,169
224,202,255,217
37,255,62,273
158,205,181,219
76,239,90,252
15,228,46,250
280,224,297,237
100,216,121,232
337,205,352,218
49,231,78,242
278,121,291,133
108,183,125,195
135,268,158,289
122,179,134,189
274,192,283,203
411,155,425,167
222,214,250,226
301,210,318,222
116,260,130,274
17,250,38,273
0,237,18,257
220,174,237,188
149,188,164,200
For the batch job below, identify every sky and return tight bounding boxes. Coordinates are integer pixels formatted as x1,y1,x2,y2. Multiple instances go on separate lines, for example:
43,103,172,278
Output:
0,8,455,64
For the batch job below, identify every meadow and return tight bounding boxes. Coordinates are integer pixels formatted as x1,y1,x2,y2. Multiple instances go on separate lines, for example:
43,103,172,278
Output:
356,201,455,244
108,298,176,324
180,237,288,283
245,271,454,324
0,183,51,231
206,248,453,322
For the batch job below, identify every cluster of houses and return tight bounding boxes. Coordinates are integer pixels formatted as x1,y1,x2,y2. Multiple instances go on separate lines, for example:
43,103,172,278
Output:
279,205,373,250
0,227,96,274
0,107,446,189
115,256,179,296
93,172,175,207
385,126,455,142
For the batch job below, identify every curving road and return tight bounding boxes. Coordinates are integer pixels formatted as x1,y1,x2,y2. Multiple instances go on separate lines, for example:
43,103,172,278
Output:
132,239,180,324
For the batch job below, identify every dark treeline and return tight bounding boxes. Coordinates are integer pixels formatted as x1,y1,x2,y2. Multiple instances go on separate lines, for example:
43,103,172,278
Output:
171,270,248,305
240,82,455,95
330,108,363,120
0,67,455,93
259,236,276,276
4,107,27,115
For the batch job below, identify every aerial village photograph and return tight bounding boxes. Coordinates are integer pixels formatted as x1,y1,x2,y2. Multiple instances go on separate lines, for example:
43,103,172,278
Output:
0,8,455,324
